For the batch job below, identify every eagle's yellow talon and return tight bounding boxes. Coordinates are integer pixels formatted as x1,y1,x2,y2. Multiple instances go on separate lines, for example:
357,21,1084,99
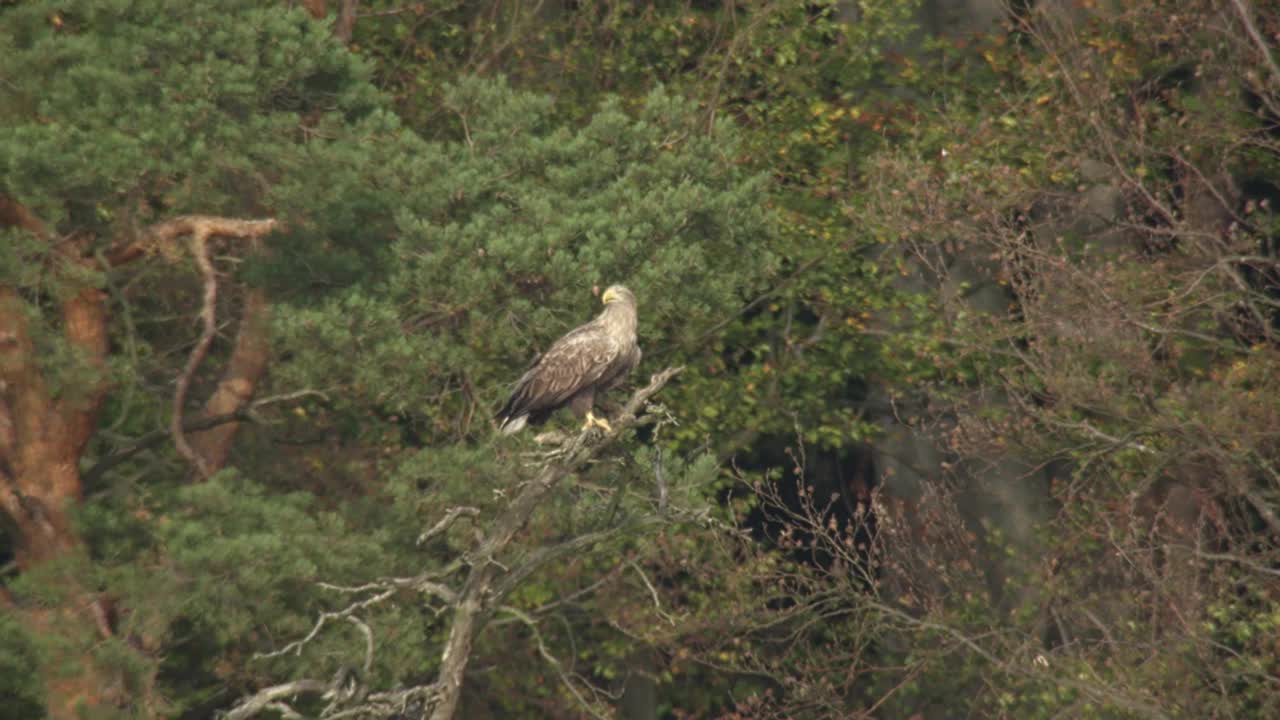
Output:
584,411,614,433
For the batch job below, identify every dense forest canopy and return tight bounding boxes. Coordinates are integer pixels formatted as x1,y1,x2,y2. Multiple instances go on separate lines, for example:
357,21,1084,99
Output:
2,1,1279,718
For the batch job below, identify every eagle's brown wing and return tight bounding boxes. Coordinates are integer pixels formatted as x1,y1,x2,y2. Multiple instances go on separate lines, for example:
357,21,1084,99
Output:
496,321,625,432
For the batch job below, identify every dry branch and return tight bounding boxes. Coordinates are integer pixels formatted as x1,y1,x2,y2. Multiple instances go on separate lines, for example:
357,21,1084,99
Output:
222,679,330,720
429,366,682,720
149,216,276,479
417,506,481,546
2,190,280,719
224,367,683,720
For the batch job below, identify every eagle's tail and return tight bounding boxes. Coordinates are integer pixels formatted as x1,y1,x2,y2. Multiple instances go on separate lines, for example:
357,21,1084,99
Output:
496,374,534,434
498,414,528,435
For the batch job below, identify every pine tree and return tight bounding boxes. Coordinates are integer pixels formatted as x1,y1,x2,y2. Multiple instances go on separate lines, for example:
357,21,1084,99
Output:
1,3,774,717
2,2,417,715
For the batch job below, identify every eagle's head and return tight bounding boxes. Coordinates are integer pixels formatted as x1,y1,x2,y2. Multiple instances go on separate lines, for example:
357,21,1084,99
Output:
601,285,635,307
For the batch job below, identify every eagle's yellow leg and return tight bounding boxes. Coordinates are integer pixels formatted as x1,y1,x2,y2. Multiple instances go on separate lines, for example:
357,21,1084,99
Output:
583,411,614,433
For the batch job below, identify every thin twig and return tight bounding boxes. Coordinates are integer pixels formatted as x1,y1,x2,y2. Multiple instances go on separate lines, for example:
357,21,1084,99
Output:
1179,546,1280,578
255,588,396,661
497,605,612,720
1229,0,1280,98
628,559,676,626
84,389,326,486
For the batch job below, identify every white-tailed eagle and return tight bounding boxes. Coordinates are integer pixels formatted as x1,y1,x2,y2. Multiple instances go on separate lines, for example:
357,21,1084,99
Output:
496,285,641,434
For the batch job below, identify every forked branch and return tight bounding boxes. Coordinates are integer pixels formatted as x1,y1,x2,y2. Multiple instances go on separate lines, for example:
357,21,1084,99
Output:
151,216,276,479
223,367,683,720
429,366,682,720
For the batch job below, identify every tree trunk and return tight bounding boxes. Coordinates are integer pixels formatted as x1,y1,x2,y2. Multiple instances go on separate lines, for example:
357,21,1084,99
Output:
0,284,127,719
620,649,659,720
188,287,272,473
1,201,275,718
334,0,358,43
0,281,106,566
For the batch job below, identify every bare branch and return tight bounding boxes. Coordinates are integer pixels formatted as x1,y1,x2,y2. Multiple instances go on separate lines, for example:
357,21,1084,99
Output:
107,215,276,266
1228,0,1280,101
172,227,218,479
1057,420,1155,455
323,684,440,720
253,389,332,407
418,506,481,546
188,287,272,472
1180,546,1280,578
867,597,1174,719
256,587,396,662
161,217,276,480
347,615,374,678
490,524,657,602
265,703,304,720
497,605,613,720
224,369,684,720
628,559,677,627
85,410,250,487
221,679,328,720
429,367,683,720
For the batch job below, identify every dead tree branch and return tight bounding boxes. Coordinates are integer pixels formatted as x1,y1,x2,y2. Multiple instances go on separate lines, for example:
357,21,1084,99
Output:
428,366,682,720
1228,0,1280,102
188,286,272,471
256,587,396,663
224,367,683,720
151,216,275,479
222,679,330,720
417,506,481,546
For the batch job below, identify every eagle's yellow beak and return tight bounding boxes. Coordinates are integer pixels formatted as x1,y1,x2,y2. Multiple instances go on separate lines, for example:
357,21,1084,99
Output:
602,288,618,305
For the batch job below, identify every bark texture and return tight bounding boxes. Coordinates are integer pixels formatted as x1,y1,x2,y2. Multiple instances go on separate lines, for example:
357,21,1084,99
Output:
188,287,272,473
0,198,277,719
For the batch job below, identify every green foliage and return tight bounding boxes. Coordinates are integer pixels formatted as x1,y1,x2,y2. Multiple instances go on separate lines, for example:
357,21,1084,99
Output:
0,0,382,228
62,473,426,714
273,76,775,437
0,612,45,720
5,0,1279,718
0,0,425,448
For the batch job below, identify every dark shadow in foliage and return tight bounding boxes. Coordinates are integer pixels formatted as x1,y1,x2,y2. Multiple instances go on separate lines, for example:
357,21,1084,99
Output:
730,438,879,586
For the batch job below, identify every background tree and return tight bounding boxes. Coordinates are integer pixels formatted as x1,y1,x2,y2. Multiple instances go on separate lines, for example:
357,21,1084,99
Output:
679,2,1280,717
0,1,417,715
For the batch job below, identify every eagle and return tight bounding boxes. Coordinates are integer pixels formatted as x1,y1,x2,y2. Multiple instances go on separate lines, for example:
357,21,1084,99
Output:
496,285,641,435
